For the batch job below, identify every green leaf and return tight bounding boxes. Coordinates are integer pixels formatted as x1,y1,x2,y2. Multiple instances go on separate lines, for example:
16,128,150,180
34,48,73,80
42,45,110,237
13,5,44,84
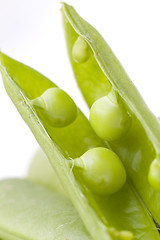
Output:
0,52,159,240
0,179,91,240
62,2,160,226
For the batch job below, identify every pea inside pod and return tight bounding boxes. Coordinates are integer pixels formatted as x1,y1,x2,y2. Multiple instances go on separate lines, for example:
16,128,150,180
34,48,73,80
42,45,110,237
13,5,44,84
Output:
89,89,131,141
71,147,126,195
148,158,160,191
62,1,160,226
1,17,160,240
31,87,78,128
72,36,90,63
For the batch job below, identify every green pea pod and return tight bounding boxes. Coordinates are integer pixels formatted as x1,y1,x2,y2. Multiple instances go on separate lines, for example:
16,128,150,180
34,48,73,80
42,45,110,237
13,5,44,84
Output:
62,2,160,225
0,52,159,240
0,179,91,240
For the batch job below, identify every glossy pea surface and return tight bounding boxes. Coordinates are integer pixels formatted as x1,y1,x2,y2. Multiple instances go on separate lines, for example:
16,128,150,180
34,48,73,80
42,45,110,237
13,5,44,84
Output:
77,147,126,195
148,159,160,192
89,95,130,141
32,88,78,128
72,36,90,63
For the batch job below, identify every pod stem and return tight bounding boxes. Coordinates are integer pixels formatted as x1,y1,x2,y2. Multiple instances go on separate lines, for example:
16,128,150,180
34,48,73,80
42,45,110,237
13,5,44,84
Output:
107,87,118,104
68,157,85,169
31,97,46,109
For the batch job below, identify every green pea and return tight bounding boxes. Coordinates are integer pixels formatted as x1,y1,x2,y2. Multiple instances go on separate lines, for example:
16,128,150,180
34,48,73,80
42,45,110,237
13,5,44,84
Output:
72,36,90,63
89,89,131,141
119,231,134,240
31,88,78,128
148,159,160,192
73,147,126,195
109,228,133,240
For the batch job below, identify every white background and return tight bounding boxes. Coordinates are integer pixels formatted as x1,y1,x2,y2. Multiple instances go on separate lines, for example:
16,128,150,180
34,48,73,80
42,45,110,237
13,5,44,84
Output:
0,0,160,179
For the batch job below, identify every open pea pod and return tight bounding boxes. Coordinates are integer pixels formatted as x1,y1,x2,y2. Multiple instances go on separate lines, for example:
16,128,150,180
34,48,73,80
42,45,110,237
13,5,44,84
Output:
0,178,91,240
0,52,159,240
62,3,160,225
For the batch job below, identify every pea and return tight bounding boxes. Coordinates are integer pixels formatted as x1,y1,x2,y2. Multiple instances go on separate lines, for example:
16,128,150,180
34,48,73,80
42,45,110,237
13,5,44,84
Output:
119,231,134,240
148,159,160,191
72,36,90,63
89,89,131,141
31,88,78,128
109,228,133,240
73,147,126,195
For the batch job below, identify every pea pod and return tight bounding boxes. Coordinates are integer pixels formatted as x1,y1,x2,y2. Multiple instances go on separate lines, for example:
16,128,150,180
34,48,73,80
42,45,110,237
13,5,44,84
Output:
62,2,160,225
0,178,91,240
0,52,159,240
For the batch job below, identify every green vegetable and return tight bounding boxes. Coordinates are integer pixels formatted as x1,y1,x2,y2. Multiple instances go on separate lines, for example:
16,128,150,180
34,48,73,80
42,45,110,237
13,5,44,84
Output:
62,2,160,225
0,179,91,240
148,159,160,192
31,87,78,128
1,51,159,239
72,36,90,63
72,147,126,195
89,89,131,141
